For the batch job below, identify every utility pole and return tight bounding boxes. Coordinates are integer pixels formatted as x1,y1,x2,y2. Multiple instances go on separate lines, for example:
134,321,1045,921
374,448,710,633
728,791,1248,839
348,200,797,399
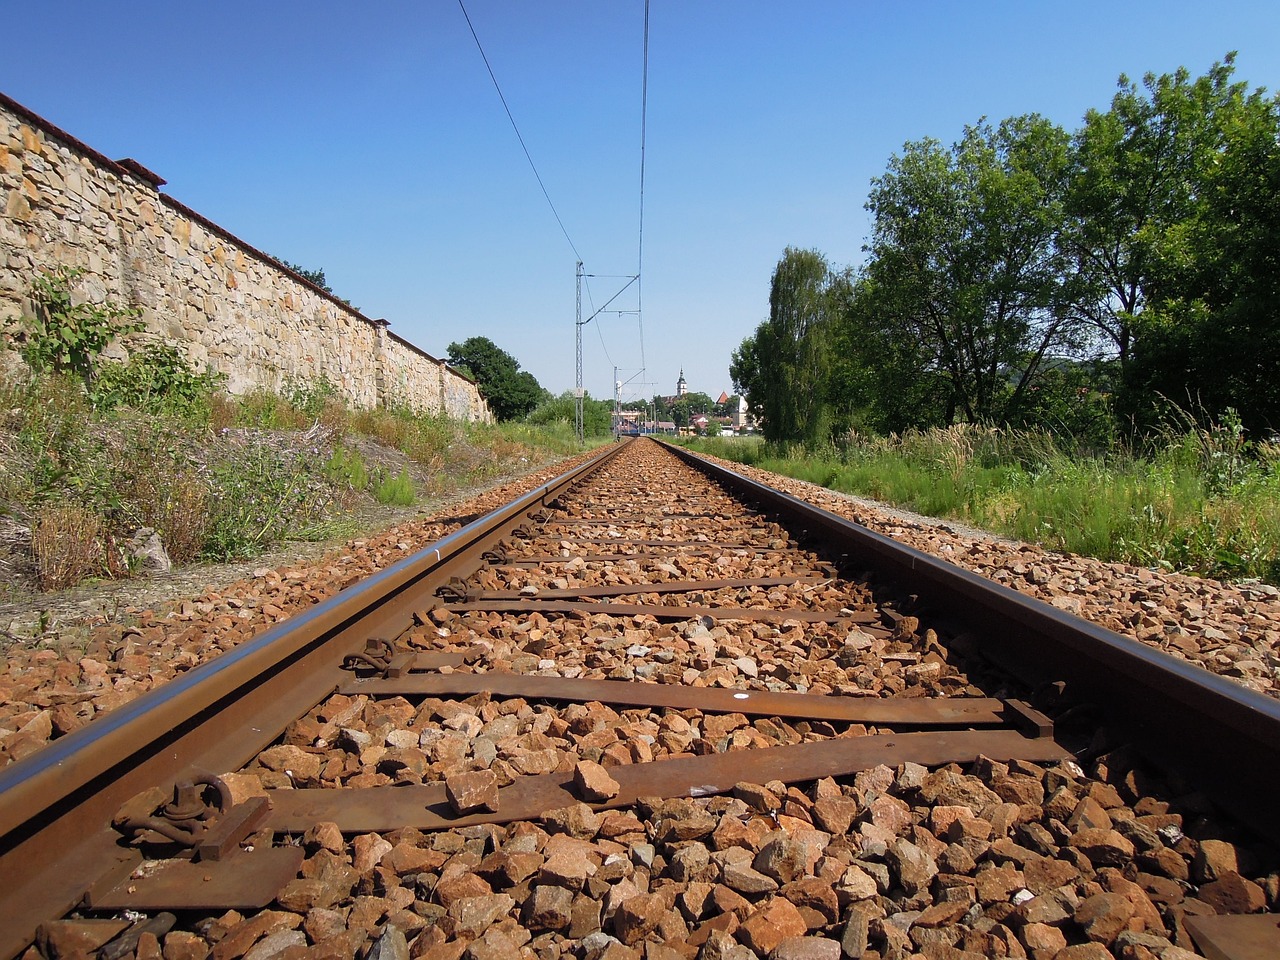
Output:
574,260,584,444
613,365,621,439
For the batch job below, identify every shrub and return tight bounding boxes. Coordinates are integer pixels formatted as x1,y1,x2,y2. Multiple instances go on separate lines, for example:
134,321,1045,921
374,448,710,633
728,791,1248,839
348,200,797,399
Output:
7,267,144,386
235,388,309,430
110,424,211,564
323,444,370,491
202,444,329,560
373,466,415,505
92,342,225,420
13,375,116,509
284,376,347,428
33,503,105,590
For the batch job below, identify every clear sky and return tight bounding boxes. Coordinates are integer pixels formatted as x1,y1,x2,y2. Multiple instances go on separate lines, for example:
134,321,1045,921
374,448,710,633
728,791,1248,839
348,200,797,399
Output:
4,2,1279,408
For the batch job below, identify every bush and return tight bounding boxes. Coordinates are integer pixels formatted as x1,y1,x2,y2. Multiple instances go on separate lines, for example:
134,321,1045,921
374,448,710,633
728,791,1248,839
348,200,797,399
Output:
202,443,331,561
109,422,211,564
7,267,144,385
284,376,347,428
373,466,415,506
323,444,370,491
92,342,225,419
10,374,115,508
234,388,310,430
33,503,106,590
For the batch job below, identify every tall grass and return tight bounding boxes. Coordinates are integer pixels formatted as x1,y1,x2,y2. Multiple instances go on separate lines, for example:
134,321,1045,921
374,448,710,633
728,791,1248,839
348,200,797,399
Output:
686,421,1280,584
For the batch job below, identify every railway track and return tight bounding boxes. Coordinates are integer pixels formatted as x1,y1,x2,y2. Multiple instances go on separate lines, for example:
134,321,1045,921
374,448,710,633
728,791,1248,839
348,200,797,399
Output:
2,437,1278,960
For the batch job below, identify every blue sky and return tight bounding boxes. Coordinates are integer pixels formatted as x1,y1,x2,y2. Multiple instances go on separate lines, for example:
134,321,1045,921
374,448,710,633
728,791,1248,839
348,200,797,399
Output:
5,2,1279,407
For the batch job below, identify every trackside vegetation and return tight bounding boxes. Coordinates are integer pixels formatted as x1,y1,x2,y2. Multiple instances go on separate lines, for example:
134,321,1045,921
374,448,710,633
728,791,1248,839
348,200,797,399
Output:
685,419,1280,585
724,56,1280,584
734,56,1280,443
0,270,591,594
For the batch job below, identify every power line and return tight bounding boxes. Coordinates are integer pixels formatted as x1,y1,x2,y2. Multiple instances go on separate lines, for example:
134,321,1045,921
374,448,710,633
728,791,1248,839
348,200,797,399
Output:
457,0,582,262
595,319,615,368
636,0,651,377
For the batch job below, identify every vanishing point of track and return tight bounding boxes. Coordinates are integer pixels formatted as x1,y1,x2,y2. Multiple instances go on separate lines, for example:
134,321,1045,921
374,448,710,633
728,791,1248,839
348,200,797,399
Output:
2,438,1278,960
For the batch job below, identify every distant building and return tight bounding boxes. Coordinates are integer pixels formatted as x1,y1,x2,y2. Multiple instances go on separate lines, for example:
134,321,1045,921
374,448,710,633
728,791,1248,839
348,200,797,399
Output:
676,369,688,397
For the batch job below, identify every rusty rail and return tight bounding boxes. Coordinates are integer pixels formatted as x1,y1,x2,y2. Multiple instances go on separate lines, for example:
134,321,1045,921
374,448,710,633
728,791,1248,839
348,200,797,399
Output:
663,440,1280,843
0,442,628,959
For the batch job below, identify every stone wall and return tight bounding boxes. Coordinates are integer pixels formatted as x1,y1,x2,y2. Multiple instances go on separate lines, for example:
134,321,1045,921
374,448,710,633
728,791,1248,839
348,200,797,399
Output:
0,92,489,421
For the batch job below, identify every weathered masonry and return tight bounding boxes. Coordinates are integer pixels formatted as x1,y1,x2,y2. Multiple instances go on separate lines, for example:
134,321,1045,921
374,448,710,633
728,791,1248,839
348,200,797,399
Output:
0,92,489,421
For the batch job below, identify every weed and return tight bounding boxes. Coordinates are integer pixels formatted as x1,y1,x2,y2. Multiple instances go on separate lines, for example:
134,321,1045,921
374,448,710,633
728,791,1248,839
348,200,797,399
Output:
33,503,105,590
294,516,362,543
284,376,342,417
323,444,370,491
7,267,144,386
202,444,329,560
117,455,211,565
92,342,225,420
687,422,1280,584
373,466,415,506
238,389,302,429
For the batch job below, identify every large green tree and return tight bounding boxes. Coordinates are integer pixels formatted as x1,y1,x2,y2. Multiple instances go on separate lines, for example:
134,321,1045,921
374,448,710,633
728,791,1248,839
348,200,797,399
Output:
446,336,544,420
735,56,1280,444
863,115,1077,426
1062,55,1259,377
1080,57,1280,433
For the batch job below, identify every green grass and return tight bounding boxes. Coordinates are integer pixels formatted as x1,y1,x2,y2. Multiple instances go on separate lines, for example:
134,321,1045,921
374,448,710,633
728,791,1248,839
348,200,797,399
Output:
373,466,415,506
684,425,1280,584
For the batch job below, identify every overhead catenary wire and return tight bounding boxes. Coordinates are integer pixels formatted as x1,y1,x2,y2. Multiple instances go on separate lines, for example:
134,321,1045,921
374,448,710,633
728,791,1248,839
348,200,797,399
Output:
636,0,651,380
457,1,653,428
457,0,582,263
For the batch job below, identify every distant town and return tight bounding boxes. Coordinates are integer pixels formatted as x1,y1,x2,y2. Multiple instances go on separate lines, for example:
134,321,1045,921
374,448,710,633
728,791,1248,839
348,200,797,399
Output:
612,370,753,437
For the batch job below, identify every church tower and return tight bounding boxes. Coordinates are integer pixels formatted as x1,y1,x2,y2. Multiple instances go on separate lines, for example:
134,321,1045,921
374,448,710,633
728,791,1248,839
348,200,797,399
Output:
676,369,688,397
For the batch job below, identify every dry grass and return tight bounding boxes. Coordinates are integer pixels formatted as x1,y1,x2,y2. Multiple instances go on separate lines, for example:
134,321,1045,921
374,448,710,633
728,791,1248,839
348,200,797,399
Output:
33,504,105,590
150,471,211,564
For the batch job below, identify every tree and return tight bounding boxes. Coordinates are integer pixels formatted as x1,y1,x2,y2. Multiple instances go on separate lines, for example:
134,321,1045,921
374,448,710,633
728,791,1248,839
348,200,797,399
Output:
272,257,357,308
1062,56,1258,377
712,396,732,418
446,336,544,420
273,256,336,293
827,272,944,434
729,335,762,423
863,115,1077,426
731,249,841,443
1082,57,1280,433
525,390,611,436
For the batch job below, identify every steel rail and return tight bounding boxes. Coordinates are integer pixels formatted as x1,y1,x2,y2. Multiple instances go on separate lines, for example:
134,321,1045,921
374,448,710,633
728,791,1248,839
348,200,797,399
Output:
663,440,1280,843
0,442,627,960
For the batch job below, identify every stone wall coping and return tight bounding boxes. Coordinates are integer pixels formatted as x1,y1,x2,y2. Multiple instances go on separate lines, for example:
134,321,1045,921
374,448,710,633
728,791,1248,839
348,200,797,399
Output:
0,90,478,388
387,327,475,383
